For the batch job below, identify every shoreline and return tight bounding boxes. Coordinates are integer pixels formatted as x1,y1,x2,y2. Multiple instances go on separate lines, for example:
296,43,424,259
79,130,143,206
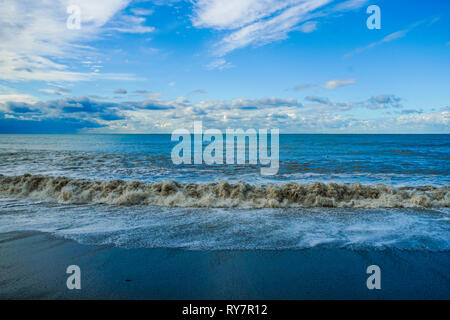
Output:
0,231,449,300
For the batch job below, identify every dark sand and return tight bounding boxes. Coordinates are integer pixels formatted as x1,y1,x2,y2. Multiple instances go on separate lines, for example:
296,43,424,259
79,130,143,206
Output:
0,231,448,299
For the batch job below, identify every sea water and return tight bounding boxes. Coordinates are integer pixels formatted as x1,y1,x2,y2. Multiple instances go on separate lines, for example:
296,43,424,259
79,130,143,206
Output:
0,134,448,251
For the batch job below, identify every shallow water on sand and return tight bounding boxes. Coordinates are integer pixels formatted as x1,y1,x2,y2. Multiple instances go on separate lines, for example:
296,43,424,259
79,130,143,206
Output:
0,197,448,251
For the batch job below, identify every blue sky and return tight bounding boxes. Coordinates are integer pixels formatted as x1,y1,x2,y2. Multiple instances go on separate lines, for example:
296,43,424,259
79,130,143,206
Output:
0,0,449,133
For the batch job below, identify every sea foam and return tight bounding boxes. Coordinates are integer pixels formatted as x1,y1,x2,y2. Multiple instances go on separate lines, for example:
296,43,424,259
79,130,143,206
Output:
0,174,448,208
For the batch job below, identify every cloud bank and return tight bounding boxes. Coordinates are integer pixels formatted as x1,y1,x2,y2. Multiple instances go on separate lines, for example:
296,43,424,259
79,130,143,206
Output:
0,93,447,134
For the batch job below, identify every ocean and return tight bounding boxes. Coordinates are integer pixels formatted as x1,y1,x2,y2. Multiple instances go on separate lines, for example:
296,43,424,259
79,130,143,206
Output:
0,134,448,252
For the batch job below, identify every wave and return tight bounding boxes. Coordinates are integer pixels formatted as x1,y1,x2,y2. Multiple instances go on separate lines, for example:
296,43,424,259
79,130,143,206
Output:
0,174,448,208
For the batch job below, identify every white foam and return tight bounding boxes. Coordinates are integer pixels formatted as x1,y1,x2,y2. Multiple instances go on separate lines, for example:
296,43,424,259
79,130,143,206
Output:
0,174,448,208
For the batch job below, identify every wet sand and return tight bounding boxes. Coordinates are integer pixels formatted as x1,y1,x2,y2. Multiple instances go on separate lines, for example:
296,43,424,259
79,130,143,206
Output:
0,231,448,299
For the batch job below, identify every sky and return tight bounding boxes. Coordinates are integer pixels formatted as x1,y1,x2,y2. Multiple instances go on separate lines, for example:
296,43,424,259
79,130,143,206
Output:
0,0,449,133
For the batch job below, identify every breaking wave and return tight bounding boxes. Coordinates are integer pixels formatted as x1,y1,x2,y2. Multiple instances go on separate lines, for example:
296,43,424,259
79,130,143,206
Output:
0,174,448,208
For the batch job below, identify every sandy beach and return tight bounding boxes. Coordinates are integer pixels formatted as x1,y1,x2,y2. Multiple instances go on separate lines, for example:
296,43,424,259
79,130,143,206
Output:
0,231,448,300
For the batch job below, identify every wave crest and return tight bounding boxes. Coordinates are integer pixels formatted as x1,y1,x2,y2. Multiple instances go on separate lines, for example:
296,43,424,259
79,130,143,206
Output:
0,174,448,208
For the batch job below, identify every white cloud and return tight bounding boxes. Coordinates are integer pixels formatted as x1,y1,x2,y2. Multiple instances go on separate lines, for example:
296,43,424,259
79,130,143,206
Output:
0,50,139,81
292,78,357,91
0,85,39,109
191,0,368,57
345,20,431,58
332,0,368,11
302,93,403,111
192,0,298,30
40,86,71,96
299,21,318,33
190,0,394,59
114,88,128,94
323,78,357,89
205,58,234,70
0,0,151,81
231,97,302,109
396,109,449,126
108,15,155,33
130,8,154,16
0,94,38,105
213,0,331,56
1,93,448,133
